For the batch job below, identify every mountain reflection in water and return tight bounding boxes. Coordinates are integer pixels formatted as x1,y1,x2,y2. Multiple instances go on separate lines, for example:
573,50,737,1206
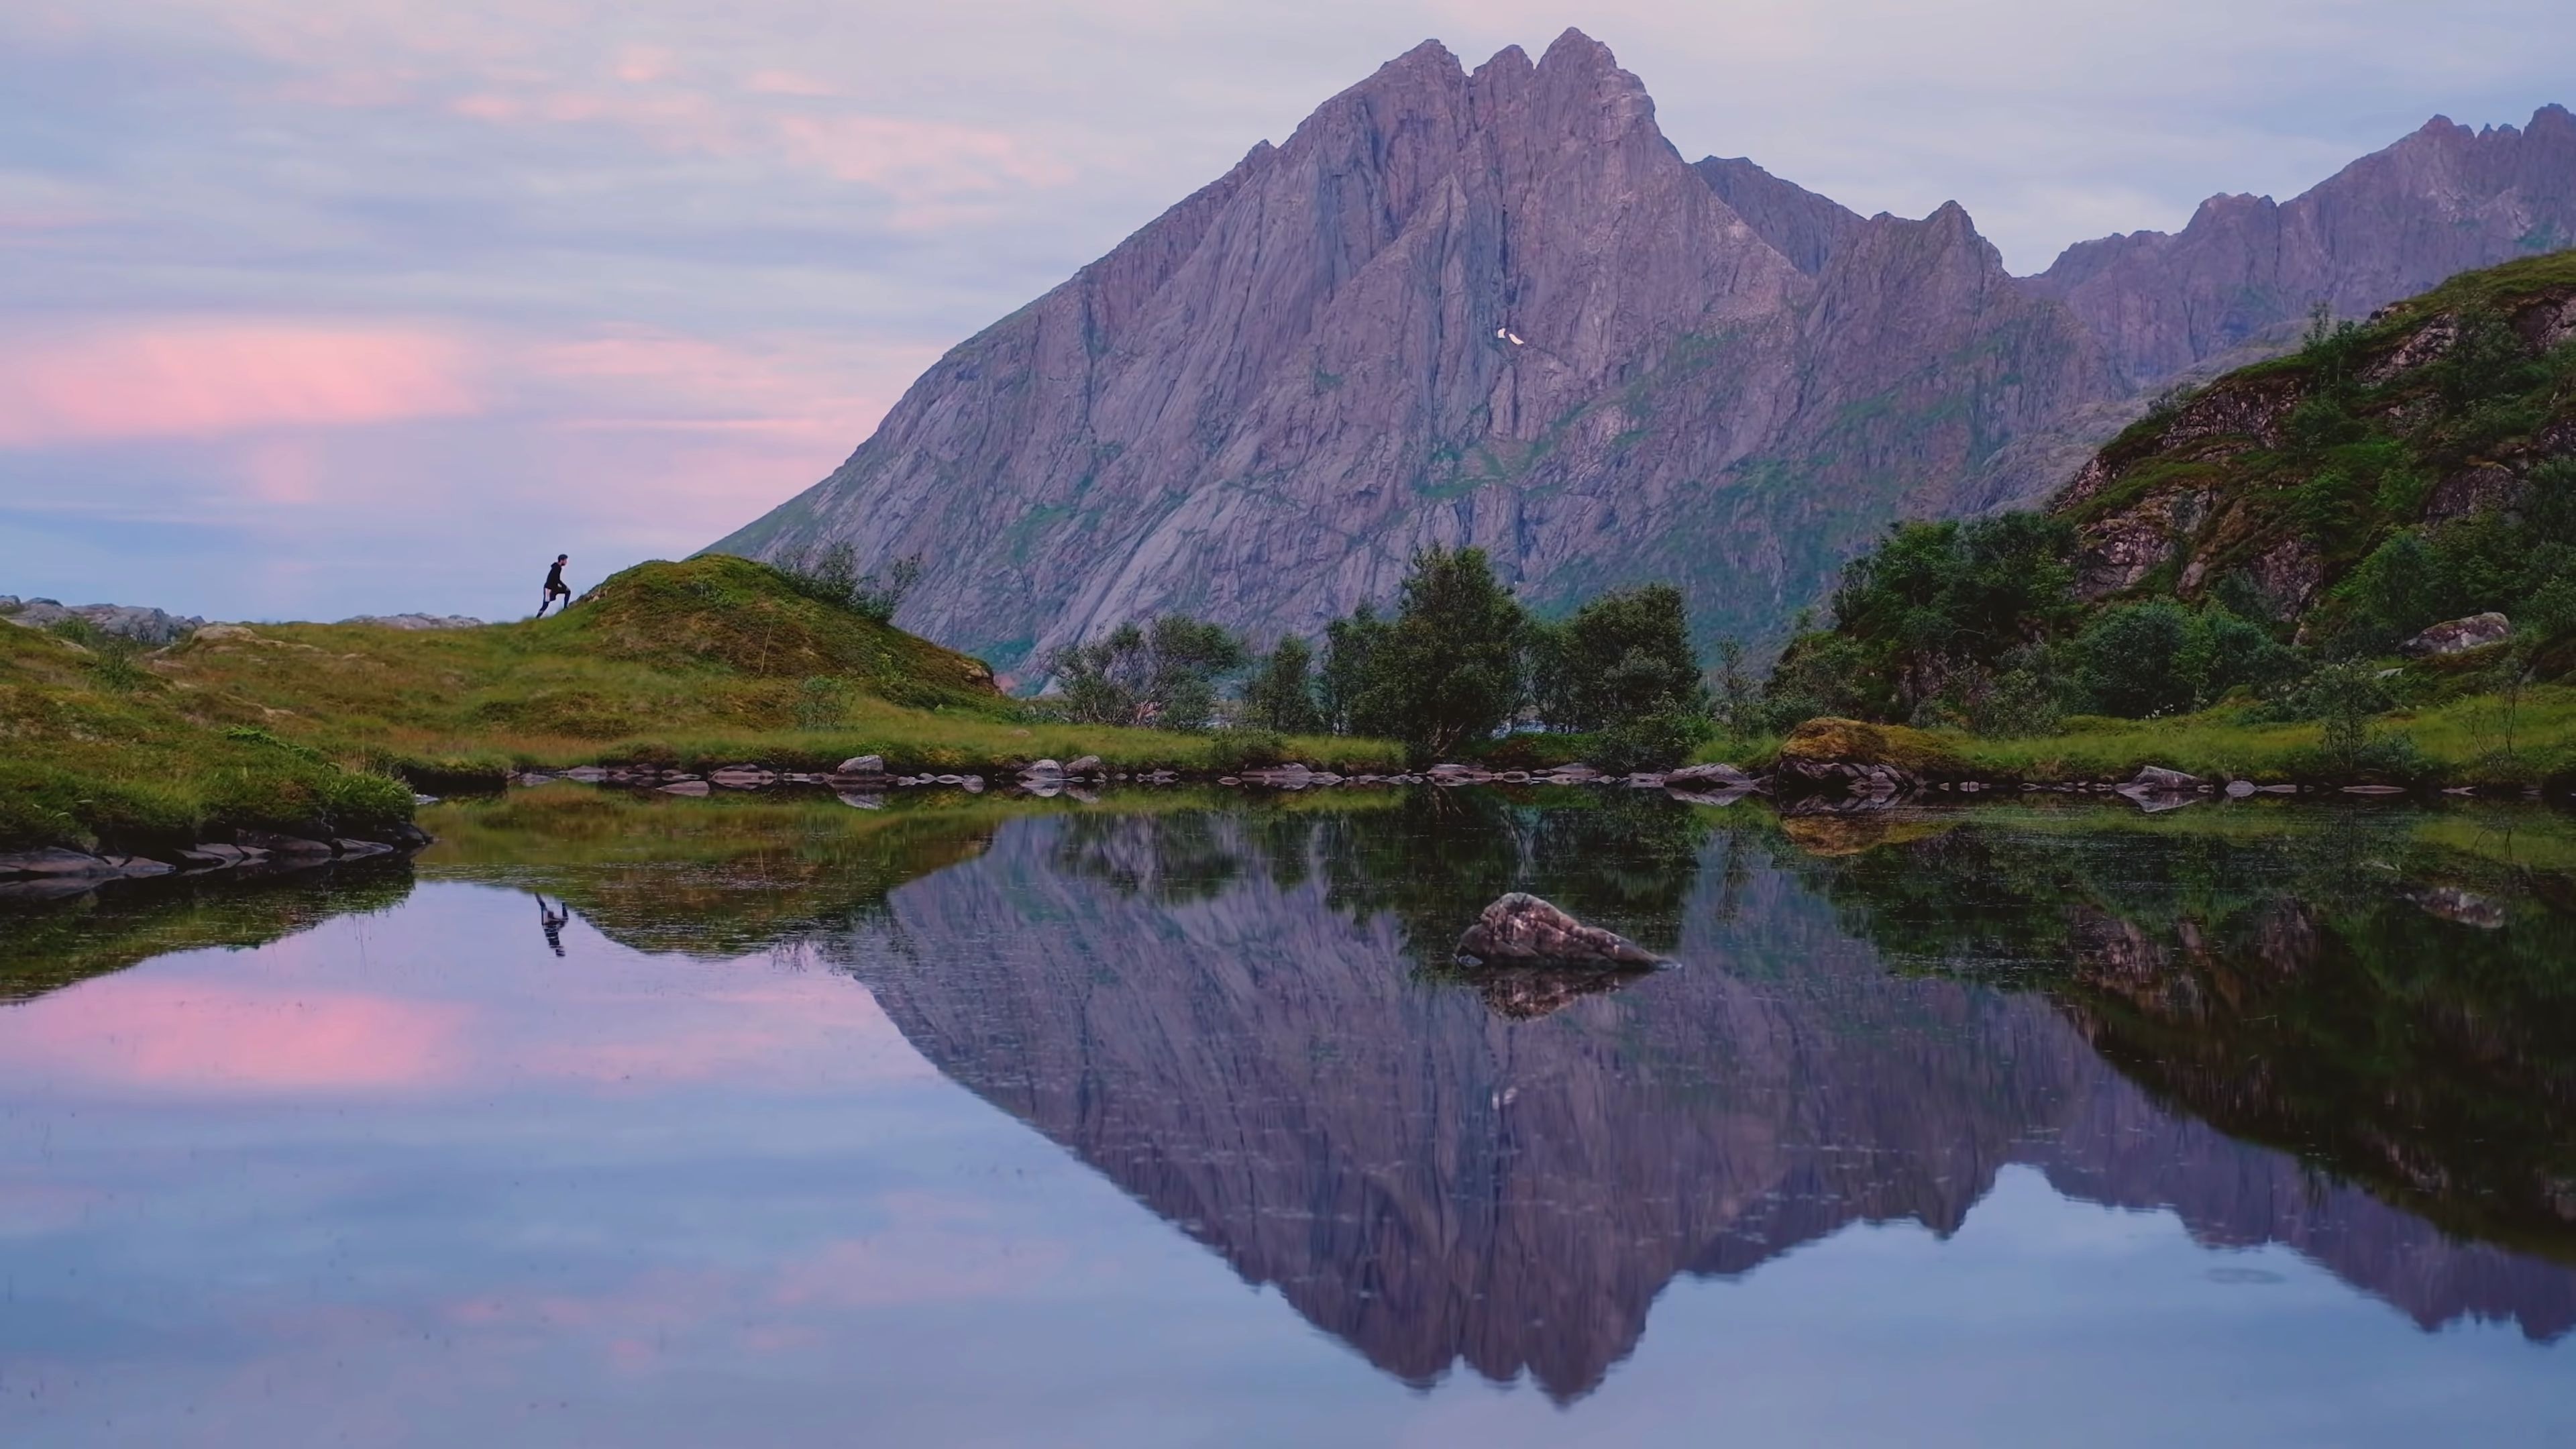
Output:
10,788,2573,1415
770,798,2572,1399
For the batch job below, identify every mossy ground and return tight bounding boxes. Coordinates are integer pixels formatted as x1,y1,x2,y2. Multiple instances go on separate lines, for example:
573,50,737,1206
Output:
0,621,415,851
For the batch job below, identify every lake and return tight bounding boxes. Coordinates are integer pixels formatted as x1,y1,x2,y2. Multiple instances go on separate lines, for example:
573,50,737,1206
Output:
4,786,2573,1446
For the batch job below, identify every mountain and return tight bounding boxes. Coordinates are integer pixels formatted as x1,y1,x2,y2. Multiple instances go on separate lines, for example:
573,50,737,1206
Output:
2033,106,2576,388
709,31,2576,675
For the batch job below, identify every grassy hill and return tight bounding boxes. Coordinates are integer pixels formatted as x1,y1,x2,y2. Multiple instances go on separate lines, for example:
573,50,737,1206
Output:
1748,252,2576,787
1,555,1396,852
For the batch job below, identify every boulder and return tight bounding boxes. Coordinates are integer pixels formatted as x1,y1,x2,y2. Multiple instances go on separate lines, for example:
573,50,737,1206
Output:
1666,761,1754,787
0,848,119,878
836,755,887,775
1772,718,1960,792
1020,758,1064,778
658,780,711,796
1454,892,1662,970
1065,755,1104,776
835,792,886,810
2224,779,2256,798
333,839,394,858
2400,612,2510,658
2124,765,2202,793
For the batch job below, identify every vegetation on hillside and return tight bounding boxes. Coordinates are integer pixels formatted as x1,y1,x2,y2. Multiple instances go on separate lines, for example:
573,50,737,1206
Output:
1747,252,2576,786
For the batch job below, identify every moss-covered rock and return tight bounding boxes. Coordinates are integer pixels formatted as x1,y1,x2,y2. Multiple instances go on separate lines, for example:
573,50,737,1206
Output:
1774,717,1969,783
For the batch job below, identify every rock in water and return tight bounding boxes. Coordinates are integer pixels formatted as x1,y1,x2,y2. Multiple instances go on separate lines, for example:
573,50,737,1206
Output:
1454,892,1661,969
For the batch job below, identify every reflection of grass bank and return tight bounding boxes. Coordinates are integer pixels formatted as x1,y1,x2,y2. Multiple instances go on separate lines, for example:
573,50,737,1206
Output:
418,784,1403,958
0,862,413,1004
1768,796,2576,1259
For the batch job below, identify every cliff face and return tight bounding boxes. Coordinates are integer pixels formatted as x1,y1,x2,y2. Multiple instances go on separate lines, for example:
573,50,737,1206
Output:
709,30,2574,669
830,812,2576,1401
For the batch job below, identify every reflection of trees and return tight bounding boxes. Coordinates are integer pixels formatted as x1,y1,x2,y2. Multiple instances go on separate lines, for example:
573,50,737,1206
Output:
1774,809,2576,1261
1053,791,1711,966
0,861,415,1004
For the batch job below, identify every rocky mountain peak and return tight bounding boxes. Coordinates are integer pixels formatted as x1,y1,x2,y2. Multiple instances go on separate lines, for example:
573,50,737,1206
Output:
710,40,2576,672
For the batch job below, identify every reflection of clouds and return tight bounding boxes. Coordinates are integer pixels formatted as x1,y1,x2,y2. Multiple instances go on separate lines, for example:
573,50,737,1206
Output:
775,1192,1069,1309
0,885,929,1098
0,979,471,1091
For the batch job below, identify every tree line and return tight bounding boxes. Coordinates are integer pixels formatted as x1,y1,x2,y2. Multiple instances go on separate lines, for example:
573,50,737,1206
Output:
1043,546,1711,769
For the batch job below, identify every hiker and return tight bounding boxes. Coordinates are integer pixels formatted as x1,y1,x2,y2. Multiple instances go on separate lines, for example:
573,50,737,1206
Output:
537,554,572,616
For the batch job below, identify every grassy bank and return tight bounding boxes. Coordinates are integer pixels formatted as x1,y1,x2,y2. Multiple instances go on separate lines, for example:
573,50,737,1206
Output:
1690,684,2576,790
157,555,1402,782
0,556,1403,851
0,619,417,852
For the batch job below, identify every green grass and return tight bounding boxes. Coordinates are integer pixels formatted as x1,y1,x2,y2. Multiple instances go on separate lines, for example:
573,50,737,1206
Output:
0,556,1405,849
0,621,416,851
1823,686,2576,786
140,556,1405,780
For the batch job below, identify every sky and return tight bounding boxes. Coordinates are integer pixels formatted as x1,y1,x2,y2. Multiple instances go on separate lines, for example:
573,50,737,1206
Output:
3,0,2572,624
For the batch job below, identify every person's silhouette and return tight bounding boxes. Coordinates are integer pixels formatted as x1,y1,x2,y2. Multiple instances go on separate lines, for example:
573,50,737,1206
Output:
538,895,570,957
537,554,573,617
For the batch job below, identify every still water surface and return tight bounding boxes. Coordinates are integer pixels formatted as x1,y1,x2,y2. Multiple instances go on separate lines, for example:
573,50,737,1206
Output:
3,788,2573,1445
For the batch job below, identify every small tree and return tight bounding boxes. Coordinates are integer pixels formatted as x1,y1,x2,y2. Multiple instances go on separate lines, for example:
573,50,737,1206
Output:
1047,614,1247,731
1240,637,1323,734
1320,605,1386,735
1344,546,1527,759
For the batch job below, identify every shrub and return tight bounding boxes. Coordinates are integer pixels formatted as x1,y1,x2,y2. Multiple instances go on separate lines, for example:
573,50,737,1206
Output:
1049,615,1248,731
1591,708,1713,775
771,541,922,623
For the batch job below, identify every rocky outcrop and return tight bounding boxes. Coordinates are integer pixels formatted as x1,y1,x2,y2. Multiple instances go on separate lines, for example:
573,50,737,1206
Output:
335,613,484,631
2402,612,2512,657
0,596,204,645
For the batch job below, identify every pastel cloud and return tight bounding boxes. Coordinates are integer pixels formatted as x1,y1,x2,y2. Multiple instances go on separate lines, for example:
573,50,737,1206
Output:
0,323,480,448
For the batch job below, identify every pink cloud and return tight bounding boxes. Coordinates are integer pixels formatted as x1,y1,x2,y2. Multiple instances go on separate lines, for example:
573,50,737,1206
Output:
0,978,471,1093
0,323,481,447
746,68,837,97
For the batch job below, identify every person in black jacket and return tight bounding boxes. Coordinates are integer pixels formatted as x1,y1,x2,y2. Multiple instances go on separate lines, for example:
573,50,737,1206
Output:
537,555,572,616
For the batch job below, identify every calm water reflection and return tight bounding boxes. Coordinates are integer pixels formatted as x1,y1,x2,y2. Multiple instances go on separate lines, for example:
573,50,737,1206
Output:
2,788,2572,1445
